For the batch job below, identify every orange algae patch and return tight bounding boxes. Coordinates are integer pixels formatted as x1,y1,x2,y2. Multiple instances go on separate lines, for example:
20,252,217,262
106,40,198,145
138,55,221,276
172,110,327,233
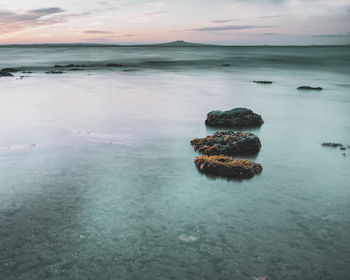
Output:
194,155,262,179
223,135,231,143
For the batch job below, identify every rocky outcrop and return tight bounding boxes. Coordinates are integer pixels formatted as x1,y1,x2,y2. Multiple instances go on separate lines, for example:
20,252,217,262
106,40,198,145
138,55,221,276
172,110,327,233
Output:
205,108,263,128
191,131,261,156
194,155,262,179
297,86,323,90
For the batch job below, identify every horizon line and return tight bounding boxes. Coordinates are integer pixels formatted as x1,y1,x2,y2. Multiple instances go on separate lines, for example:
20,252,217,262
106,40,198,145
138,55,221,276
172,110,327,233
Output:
0,40,349,47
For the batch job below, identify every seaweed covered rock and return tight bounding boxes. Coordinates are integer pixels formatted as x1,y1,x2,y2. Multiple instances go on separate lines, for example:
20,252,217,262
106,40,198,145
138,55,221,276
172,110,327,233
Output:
194,155,262,179
205,108,263,128
191,131,261,156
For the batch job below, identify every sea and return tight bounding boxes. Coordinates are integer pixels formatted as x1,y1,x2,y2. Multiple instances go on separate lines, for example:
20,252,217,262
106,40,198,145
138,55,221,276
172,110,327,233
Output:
0,45,349,279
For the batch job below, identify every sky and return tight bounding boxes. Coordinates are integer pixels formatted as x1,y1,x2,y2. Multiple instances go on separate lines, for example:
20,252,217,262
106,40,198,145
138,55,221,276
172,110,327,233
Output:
0,0,349,45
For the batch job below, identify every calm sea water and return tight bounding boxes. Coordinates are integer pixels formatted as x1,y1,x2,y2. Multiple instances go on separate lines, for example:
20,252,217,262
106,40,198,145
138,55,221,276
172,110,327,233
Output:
0,46,350,280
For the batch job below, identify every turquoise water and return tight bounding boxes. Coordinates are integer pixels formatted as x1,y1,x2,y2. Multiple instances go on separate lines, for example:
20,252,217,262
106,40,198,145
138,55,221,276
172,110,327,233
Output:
0,46,350,279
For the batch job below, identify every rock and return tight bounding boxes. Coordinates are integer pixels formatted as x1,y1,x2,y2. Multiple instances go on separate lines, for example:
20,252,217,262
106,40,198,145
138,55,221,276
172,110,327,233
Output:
253,81,273,84
205,108,263,128
194,155,262,179
1,68,20,73
106,63,123,67
322,142,343,148
45,71,64,74
54,64,86,68
221,64,230,67
0,68,20,77
297,86,323,90
0,71,13,77
191,131,261,156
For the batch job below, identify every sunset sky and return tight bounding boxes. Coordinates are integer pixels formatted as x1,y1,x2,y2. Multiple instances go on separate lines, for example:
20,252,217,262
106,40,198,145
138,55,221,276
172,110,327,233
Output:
0,0,349,45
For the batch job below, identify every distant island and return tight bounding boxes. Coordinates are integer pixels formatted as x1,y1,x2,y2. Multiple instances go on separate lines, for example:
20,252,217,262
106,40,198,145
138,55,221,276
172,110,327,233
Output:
145,40,212,47
0,40,349,48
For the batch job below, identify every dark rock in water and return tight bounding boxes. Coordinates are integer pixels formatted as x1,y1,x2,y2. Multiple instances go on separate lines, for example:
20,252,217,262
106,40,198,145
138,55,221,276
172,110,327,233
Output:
0,68,20,77
254,81,273,84
205,108,263,128
54,64,86,68
191,131,261,156
322,142,343,148
45,71,64,74
221,64,230,67
0,72,13,77
340,147,346,150
194,155,262,179
297,86,323,90
123,69,137,72
22,71,32,74
1,68,20,73
106,63,123,67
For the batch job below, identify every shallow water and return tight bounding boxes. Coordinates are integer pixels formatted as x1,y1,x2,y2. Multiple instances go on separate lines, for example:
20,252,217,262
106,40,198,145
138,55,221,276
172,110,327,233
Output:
0,46,350,279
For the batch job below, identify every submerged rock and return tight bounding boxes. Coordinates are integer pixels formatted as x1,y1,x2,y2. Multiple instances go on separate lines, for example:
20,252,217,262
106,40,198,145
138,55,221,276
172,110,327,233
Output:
45,70,64,74
205,108,263,128
297,86,323,90
194,155,262,179
253,80,273,84
106,63,123,67
54,64,86,68
221,64,230,67
322,142,343,148
191,131,261,156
